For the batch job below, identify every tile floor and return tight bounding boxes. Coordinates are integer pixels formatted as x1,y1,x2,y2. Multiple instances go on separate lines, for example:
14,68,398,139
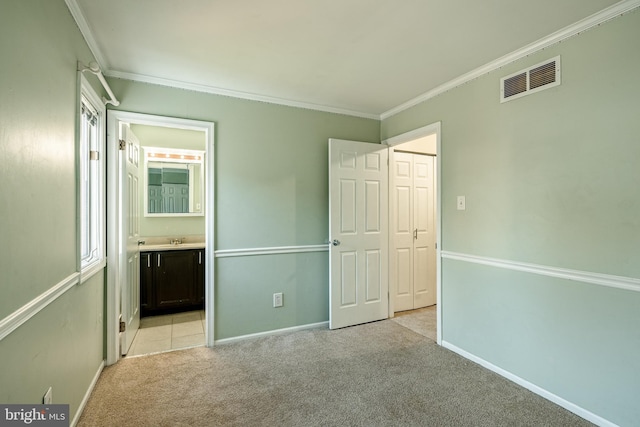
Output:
391,305,437,341
126,310,205,357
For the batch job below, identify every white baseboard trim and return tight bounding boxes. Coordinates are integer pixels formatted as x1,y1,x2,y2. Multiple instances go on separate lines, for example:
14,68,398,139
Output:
441,341,617,427
441,251,640,293
71,360,105,427
0,272,81,341
215,244,329,258
214,321,329,345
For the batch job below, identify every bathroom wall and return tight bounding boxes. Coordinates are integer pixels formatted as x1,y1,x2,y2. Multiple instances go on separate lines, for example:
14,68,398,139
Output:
130,124,206,238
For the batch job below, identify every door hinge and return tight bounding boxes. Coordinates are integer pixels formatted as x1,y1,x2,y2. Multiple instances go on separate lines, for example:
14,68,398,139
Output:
119,139,126,150
119,320,126,333
89,150,99,160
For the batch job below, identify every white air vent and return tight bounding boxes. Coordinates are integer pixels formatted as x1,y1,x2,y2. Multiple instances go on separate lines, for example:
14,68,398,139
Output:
500,56,560,103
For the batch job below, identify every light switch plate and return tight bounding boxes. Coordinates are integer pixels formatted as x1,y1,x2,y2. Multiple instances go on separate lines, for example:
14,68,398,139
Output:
457,196,466,210
273,293,283,308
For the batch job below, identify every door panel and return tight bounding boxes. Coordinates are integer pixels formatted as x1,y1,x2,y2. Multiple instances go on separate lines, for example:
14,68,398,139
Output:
121,124,141,355
329,139,388,329
391,152,436,312
413,154,436,308
392,152,414,312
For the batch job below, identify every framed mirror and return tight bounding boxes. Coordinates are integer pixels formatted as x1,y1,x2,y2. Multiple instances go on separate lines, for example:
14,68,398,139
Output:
143,146,205,216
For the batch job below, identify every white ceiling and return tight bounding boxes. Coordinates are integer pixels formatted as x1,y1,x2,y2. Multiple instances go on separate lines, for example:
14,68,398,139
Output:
70,0,626,118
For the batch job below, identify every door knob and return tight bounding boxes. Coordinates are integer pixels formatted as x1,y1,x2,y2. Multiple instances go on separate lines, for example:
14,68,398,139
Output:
332,239,341,246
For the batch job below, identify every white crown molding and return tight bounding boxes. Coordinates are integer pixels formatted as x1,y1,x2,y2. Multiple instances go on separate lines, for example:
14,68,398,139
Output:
67,0,639,122
106,70,380,120
441,251,640,293
380,0,640,120
65,0,377,119
65,0,108,68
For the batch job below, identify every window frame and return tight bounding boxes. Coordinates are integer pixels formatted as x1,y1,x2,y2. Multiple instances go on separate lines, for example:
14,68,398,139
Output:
78,74,106,282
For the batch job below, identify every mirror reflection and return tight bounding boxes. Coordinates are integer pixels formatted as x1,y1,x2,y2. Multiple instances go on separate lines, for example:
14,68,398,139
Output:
143,147,205,216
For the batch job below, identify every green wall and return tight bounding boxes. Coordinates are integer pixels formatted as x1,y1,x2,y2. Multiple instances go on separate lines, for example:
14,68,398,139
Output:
382,9,640,425
108,78,380,339
0,0,105,422
4,1,635,425
130,124,206,238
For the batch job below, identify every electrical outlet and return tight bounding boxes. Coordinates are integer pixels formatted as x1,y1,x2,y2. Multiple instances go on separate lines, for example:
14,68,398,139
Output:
43,387,52,404
457,196,466,210
273,293,283,308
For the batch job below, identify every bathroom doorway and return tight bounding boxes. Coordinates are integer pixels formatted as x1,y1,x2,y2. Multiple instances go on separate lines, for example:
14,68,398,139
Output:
106,111,215,365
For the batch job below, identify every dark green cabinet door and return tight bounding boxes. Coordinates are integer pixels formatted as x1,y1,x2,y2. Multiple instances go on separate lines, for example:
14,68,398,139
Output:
194,249,205,305
140,252,155,314
155,250,196,308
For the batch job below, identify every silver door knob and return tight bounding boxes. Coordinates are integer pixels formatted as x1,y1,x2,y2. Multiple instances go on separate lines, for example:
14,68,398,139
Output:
332,239,341,246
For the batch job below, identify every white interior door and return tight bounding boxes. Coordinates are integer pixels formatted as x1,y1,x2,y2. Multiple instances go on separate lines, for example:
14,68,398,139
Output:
120,124,141,355
329,139,388,329
391,152,436,311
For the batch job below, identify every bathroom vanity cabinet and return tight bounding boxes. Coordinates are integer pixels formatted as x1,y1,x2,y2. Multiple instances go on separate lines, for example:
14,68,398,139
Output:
140,248,205,316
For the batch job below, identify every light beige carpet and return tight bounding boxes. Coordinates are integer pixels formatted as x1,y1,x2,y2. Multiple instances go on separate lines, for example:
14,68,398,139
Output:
78,319,592,426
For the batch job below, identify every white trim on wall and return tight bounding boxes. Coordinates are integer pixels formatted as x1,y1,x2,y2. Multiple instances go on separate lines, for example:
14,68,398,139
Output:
71,360,104,427
380,0,640,120
441,251,640,293
214,244,328,258
442,341,617,427
214,321,329,345
0,272,80,341
106,70,380,121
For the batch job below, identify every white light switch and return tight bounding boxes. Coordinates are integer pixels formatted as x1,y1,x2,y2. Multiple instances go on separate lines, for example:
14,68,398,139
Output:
457,196,466,210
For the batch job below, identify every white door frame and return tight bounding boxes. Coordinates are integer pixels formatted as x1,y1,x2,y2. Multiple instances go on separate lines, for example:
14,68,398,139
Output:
106,111,215,365
383,122,442,345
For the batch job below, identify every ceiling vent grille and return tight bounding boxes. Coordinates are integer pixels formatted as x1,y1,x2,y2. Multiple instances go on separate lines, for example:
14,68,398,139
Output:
500,56,560,103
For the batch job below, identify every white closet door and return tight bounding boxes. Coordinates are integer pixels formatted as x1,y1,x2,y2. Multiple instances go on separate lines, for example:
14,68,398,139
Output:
392,152,436,312
413,154,436,308
392,152,415,312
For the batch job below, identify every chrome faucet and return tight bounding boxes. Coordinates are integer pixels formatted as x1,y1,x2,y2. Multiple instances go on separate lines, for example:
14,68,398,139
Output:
169,237,183,245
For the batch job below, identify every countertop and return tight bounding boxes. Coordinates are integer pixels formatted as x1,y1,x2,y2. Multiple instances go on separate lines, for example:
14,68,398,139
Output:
139,242,205,251
138,236,205,251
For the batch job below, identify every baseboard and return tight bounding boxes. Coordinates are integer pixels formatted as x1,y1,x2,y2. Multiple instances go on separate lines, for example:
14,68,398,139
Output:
441,341,617,427
214,321,329,345
71,360,105,427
